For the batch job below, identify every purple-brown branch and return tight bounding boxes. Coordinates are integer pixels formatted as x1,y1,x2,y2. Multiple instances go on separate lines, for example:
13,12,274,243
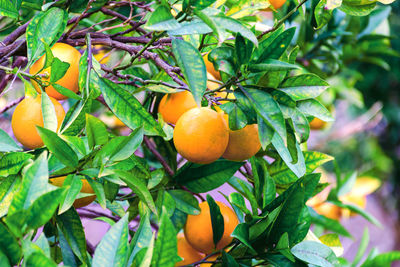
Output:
143,136,175,176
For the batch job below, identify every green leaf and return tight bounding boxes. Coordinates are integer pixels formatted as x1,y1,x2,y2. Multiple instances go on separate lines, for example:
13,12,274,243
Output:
26,188,66,229
0,249,10,267
279,74,329,101
50,58,70,83
207,195,224,247
60,99,91,135
220,102,247,131
280,105,310,143
0,129,22,152
52,84,82,100
86,114,108,150
297,99,334,122
0,0,19,19
229,192,251,215
99,76,164,136
86,178,105,208
169,190,200,215
128,212,153,265
195,9,224,43
257,114,274,150
331,201,382,227
235,33,254,66
270,151,333,185
241,87,286,141
144,5,180,31
93,214,129,267
172,38,206,106
8,152,50,214
248,60,299,73
0,222,21,265
116,170,157,216
36,126,78,167
268,185,305,245
57,175,83,214
0,175,20,217
361,251,400,267
222,251,239,267
191,0,217,9
138,234,155,267
26,7,68,64
56,208,89,264
152,207,180,266
255,28,295,63
315,0,333,29
271,133,306,180
25,252,58,267
340,2,376,16
291,241,339,267
213,15,258,46
174,160,244,193
353,228,369,266
309,208,352,238
41,92,58,132
168,20,212,36
231,223,256,253
0,152,32,176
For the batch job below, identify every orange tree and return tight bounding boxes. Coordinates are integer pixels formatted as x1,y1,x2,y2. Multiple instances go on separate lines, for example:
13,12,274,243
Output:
0,0,399,266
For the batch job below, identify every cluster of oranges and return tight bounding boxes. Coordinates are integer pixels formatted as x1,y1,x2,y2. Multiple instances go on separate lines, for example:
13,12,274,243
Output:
176,201,239,266
159,54,261,164
10,43,96,208
12,42,81,149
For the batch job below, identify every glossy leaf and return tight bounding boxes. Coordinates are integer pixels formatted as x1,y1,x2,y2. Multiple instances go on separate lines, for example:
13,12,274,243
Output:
25,252,58,267
99,76,164,136
37,126,79,167
248,60,299,73
309,208,352,238
231,223,256,253
169,190,200,215
93,214,129,267
128,212,153,265
279,74,329,101
297,99,334,122
255,28,295,63
207,195,224,247
8,152,50,214
174,160,244,193
291,241,339,267
0,152,32,176
0,0,19,18
172,38,207,106
56,208,88,264
0,129,22,152
41,92,58,132
0,222,21,265
26,7,68,64
213,15,258,46
86,114,108,150
145,5,179,31
49,58,70,83
152,207,180,266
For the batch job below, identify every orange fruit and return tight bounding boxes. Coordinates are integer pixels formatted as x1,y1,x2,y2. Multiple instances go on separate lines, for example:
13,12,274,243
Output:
310,117,327,130
213,91,235,113
265,0,286,10
173,108,229,164
176,232,204,266
158,91,197,125
29,43,81,100
113,116,126,128
184,201,238,254
207,72,220,91
11,95,65,149
203,54,221,81
50,176,96,208
313,202,341,220
222,122,261,161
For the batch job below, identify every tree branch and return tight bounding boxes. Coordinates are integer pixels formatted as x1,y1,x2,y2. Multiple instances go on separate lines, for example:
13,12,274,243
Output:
143,136,175,176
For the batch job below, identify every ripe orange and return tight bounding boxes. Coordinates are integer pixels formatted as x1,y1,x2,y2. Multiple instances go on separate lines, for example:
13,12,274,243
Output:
310,117,327,130
11,95,65,149
203,54,221,81
176,232,204,266
184,201,238,254
265,0,286,10
173,108,229,164
158,91,197,125
50,176,96,208
29,43,81,100
313,202,341,220
223,122,261,161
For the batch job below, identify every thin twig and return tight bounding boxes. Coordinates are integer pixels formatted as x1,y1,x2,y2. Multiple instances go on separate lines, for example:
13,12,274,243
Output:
64,0,95,37
257,0,309,40
143,136,175,176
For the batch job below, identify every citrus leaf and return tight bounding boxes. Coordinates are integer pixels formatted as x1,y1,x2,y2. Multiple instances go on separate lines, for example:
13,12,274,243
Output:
291,241,339,267
25,252,58,267
207,195,224,247
152,207,180,266
8,152,50,214
99,76,164,136
85,114,108,150
93,214,129,267
279,74,329,101
56,207,88,264
0,222,21,265
41,92,58,132
26,7,68,64
248,60,299,73
0,152,32,176
0,129,22,152
172,38,207,106
36,126,79,167
169,190,200,215
0,0,19,19
174,160,244,193
144,5,180,31
255,28,295,63
213,15,258,46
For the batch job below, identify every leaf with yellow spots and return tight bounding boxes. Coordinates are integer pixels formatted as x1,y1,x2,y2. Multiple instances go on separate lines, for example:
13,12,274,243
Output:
319,234,344,257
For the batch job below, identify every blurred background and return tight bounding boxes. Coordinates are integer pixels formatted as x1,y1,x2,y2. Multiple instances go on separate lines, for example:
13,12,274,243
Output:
0,1,399,264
